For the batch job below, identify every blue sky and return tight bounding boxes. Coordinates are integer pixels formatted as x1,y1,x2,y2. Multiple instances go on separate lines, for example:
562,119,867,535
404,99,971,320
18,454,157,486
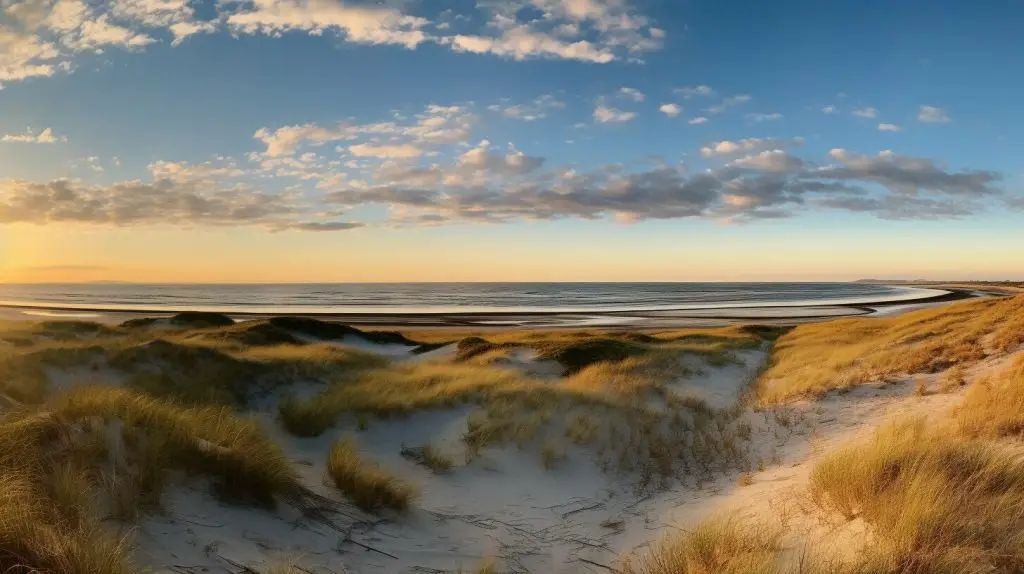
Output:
1,0,1022,281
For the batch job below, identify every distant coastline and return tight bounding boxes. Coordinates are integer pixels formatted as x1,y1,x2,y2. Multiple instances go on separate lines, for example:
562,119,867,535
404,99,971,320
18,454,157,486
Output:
0,282,989,329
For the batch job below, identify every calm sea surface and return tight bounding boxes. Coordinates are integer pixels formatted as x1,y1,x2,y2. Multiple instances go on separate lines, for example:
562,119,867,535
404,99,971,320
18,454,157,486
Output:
0,283,944,315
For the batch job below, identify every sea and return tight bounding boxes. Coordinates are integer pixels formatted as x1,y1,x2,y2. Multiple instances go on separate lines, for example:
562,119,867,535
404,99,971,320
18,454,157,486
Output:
0,282,945,315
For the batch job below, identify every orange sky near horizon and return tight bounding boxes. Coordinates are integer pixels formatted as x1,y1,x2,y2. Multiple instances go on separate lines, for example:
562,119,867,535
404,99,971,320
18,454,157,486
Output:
2,222,1022,284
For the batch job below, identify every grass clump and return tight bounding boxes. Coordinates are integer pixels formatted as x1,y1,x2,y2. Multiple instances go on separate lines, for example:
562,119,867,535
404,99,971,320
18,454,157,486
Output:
278,396,338,437
421,444,455,472
269,317,423,346
454,337,518,361
621,518,782,574
401,443,455,472
184,321,300,347
112,339,258,404
941,364,967,392
0,410,134,573
534,338,650,374
326,436,416,512
53,385,308,508
278,362,545,433
565,412,598,444
810,417,1024,571
955,354,1024,439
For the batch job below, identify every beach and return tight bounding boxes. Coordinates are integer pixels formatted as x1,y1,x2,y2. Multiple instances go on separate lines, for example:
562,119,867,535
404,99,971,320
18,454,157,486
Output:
1,292,1023,572
0,282,986,328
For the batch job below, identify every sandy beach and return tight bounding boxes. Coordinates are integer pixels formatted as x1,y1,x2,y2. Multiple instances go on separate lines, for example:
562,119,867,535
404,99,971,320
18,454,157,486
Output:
1,292,1023,572
0,285,985,329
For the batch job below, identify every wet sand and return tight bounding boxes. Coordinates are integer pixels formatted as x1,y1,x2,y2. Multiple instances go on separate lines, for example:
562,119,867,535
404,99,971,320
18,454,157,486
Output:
0,287,986,329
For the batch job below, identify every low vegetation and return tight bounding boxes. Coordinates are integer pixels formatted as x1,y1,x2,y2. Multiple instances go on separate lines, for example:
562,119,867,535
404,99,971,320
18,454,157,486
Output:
326,436,417,512
621,518,783,574
0,409,135,573
55,385,314,508
757,295,1024,402
810,417,1024,572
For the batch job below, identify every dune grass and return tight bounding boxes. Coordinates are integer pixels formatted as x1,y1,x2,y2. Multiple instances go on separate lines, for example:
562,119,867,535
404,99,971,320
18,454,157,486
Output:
756,295,1024,403
621,517,783,574
326,436,417,512
53,385,310,508
0,409,134,573
277,337,758,487
954,353,1024,439
810,414,1024,572
420,444,455,472
277,323,771,432
0,319,388,406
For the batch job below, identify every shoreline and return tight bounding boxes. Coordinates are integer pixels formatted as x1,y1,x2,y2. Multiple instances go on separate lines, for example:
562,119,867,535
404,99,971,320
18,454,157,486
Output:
0,286,987,329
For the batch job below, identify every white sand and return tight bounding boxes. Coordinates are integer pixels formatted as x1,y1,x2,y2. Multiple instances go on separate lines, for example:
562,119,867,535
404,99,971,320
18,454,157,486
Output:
31,334,1023,573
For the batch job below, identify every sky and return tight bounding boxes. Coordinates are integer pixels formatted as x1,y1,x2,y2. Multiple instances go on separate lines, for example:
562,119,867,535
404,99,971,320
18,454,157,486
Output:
1,0,1022,283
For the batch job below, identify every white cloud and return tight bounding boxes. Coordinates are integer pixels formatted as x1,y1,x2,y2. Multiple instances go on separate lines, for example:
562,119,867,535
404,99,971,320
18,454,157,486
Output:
2,127,66,143
594,103,636,123
254,104,475,158
445,29,615,63
659,103,681,117
43,0,156,51
821,105,836,114
674,85,714,99
226,0,430,49
148,160,245,181
0,176,361,231
918,105,951,124
330,147,1005,225
166,20,217,44
457,140,544,176
0,0,666,91
0,0,217,88
110,0,215,43
700,137,802,158
688,116,708,125
487,94,565,121
852,107,878,118
619,86,645,102
878,123,902,132
255,124,352,158
349,143,423,159
705,94,751,114
445,0,663,63
729,149,804,173
746,112,783,122
0,20,62,86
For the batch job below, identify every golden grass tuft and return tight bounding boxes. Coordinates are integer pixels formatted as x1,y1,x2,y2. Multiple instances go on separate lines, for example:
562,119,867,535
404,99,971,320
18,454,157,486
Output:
621,518,783,574
53,385,308,508
278,362,570,436
326,436,417,512
954,353,1024,439
757,295,1024,403
421,444,455,472
810,417,1024,571
0,410,134,573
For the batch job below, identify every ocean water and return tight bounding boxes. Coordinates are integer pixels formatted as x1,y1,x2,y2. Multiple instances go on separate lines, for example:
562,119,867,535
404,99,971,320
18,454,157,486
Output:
0,282,944,315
